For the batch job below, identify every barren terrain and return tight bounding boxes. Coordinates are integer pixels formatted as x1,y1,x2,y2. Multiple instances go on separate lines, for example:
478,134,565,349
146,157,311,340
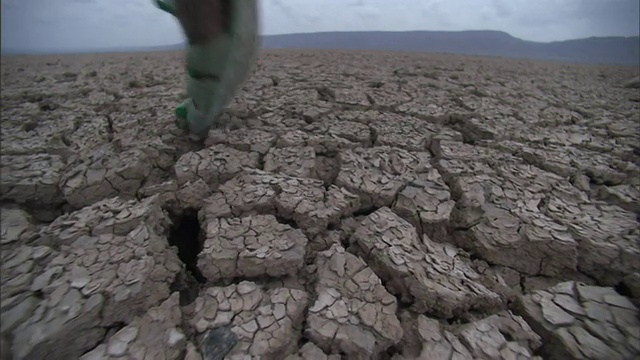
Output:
1,49,639,360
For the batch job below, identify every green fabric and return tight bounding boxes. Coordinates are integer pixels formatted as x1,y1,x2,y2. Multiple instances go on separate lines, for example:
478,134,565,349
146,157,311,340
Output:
186,35,231,114
154,0,175,15
154,0,259,141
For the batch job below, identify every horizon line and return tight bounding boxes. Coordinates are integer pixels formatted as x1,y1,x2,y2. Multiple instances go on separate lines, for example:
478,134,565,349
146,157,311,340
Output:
2,29,639,54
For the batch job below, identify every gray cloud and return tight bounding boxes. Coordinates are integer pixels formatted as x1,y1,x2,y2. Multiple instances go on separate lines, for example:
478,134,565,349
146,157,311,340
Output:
1,0,638,52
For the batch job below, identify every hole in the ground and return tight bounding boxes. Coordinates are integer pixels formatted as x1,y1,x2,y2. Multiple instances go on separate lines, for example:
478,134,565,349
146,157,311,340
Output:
167,209,207,284
297,327,310,347
257,153,266,170
340,236,350,249
275,215,299,229
352,206,379,218
385,345,402,358
614,281,633,297
327,222,339,231
446,316,465,325
170,271,202,306
105,322,126,333
499,329,514,342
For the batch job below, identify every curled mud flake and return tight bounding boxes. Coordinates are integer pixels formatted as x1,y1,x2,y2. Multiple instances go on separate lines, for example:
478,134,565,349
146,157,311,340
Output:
274,180,360,237
188,282,308,359
201,170,359,237
397,310,541,360
518,142,637,188
306,244,403,358
540,184,640,285
397,93,467,119
277,130,359,154
455,311,542,359
336,146,433,209
436,158,498,187
309,230,343,254
457,117,500,144
1,245,57,302
174,179,213,210
60,146,155,209
174,144,260,187
1,294,40,335
263,146,318,179
392,172,456,242
371,115,437,152
515,281,640,360
303,119,371,146
518,146,579,179
0,208,37,245
6,198,181,360
450,166,579,277
205,128,277,155
198,215,308,281
0,154,66,219
138,180,178,205
331,88,370,106
591,184,640,213
352,208,502,318
427,128,465,151
11,290,105,360
397,313,474,360
431,139,515,164
621,272,640,300
284,342,341,360
38,196,170,247
81,293,185,360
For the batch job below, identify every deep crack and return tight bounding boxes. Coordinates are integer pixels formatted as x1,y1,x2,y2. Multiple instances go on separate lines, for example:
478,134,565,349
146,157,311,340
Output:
167,208,207,284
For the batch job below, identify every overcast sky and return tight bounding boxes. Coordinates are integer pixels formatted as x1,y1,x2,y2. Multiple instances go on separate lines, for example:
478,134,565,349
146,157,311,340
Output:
2,0,639,51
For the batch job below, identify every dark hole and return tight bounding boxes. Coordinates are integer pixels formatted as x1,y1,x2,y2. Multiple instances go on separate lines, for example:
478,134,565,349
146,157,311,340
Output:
39,102,57,111
386,345,402,357
297,326,309,347
303,114,315,124
275,215,299,229
499,329,514,342
23,121,37,132
352,206,379,218
105,321,126,333
614,281,633,297
167,209,206,284
339,236,350,249
33,290,44,299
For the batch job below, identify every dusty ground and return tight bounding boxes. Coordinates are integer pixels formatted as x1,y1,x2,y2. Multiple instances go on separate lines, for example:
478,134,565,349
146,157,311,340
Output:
1,49,639,360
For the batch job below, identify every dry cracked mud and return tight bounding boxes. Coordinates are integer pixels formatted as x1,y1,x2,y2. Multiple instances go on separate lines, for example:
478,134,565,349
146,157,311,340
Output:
1,50,639,360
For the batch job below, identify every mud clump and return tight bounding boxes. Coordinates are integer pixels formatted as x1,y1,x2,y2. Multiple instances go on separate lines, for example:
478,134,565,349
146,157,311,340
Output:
197,214,308,282
514,281,640,360
306,244,403,359
351,208,504,318
1,50,639,359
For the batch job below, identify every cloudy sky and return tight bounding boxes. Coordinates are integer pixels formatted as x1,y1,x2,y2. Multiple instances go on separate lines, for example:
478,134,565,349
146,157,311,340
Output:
2,0,638,51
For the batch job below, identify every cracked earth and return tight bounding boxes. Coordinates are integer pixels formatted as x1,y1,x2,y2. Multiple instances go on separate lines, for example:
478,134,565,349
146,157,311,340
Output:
1,50,639,360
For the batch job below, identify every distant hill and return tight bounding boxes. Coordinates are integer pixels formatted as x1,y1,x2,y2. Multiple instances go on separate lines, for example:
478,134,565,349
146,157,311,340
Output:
3,30,638,66
1,43,186,55
261,30,640,66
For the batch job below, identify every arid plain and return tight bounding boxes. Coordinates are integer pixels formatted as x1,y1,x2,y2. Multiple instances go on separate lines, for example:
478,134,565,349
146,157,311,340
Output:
1,49,639,360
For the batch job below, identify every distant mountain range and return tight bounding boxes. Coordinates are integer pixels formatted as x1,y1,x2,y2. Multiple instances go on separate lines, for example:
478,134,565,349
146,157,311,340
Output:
261,31,639,66
3,30,639,66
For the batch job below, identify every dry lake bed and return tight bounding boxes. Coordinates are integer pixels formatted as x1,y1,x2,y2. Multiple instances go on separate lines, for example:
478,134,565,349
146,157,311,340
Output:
1,49,640,359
